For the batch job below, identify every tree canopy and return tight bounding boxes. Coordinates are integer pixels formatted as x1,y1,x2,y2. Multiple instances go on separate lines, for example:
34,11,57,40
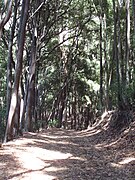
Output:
0,0,135,141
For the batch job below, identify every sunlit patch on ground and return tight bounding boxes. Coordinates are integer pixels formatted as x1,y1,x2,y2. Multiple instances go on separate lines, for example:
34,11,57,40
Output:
17,151,47,169
0,128,134,179
10,172,57,180
110,162,123,168
16,147,72,169
74,129,102,138
94,143,107,149
110,157,135,169
119,157,135,165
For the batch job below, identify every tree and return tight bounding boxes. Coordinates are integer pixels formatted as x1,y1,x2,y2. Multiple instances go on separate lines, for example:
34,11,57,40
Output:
6,0,17,121
0,0,134,141
0,0,12,39
4,0,30,142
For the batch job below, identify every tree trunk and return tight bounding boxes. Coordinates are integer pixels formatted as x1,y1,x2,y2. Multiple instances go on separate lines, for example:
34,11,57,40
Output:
99,13,103,110
126,0,130,81
4,0,30,142
0,0,12,39
6,0,17,120
124,0,130,103
58,85,67,128
113,0,121,109
132,0,135,101
103,13,109,111
26,27,37,131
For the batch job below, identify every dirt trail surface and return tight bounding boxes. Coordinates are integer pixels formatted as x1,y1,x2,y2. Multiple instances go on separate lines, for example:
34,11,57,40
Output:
0,125,135,180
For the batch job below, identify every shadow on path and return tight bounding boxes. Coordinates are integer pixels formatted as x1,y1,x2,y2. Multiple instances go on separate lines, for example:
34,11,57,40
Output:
0,127,134,180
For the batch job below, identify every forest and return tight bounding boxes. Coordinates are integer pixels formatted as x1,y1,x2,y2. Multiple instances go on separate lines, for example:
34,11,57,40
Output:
0,0,135,179
0,0,135,140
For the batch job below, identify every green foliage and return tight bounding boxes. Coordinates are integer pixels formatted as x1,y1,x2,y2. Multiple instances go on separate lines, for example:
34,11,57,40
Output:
48,119,59,128
0,0,135,132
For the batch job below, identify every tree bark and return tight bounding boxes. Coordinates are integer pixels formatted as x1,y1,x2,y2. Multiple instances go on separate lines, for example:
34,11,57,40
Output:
4,0,30,142
132,0,135,100
124,0,130,98
113,0,121,109
99,12,103,110
103,13,109,111
0,0,12,39
6,0,18,121
26,27,37,131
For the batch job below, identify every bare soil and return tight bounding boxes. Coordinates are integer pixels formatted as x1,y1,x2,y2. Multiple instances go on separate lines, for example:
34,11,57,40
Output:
0,121,135,180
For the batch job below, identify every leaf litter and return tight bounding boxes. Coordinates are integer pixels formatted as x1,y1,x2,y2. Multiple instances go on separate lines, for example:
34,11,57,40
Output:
0,115,135,180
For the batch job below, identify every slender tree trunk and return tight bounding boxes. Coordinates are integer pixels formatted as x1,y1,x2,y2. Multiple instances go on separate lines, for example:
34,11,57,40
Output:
126,0,131,78
20,79,29,130
6,0,17,120
0,0,12,39
113,0,121,109
26,27,37,131
117,2,123,107
103,13,109,111
125,0,130,99
132,0,135,100
99,14,103,110
34,66,39,130
58,85,67,128
72,82,77,129
4,0,30,142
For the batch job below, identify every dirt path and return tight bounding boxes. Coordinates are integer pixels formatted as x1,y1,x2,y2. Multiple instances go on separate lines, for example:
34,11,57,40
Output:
0,126,135,180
